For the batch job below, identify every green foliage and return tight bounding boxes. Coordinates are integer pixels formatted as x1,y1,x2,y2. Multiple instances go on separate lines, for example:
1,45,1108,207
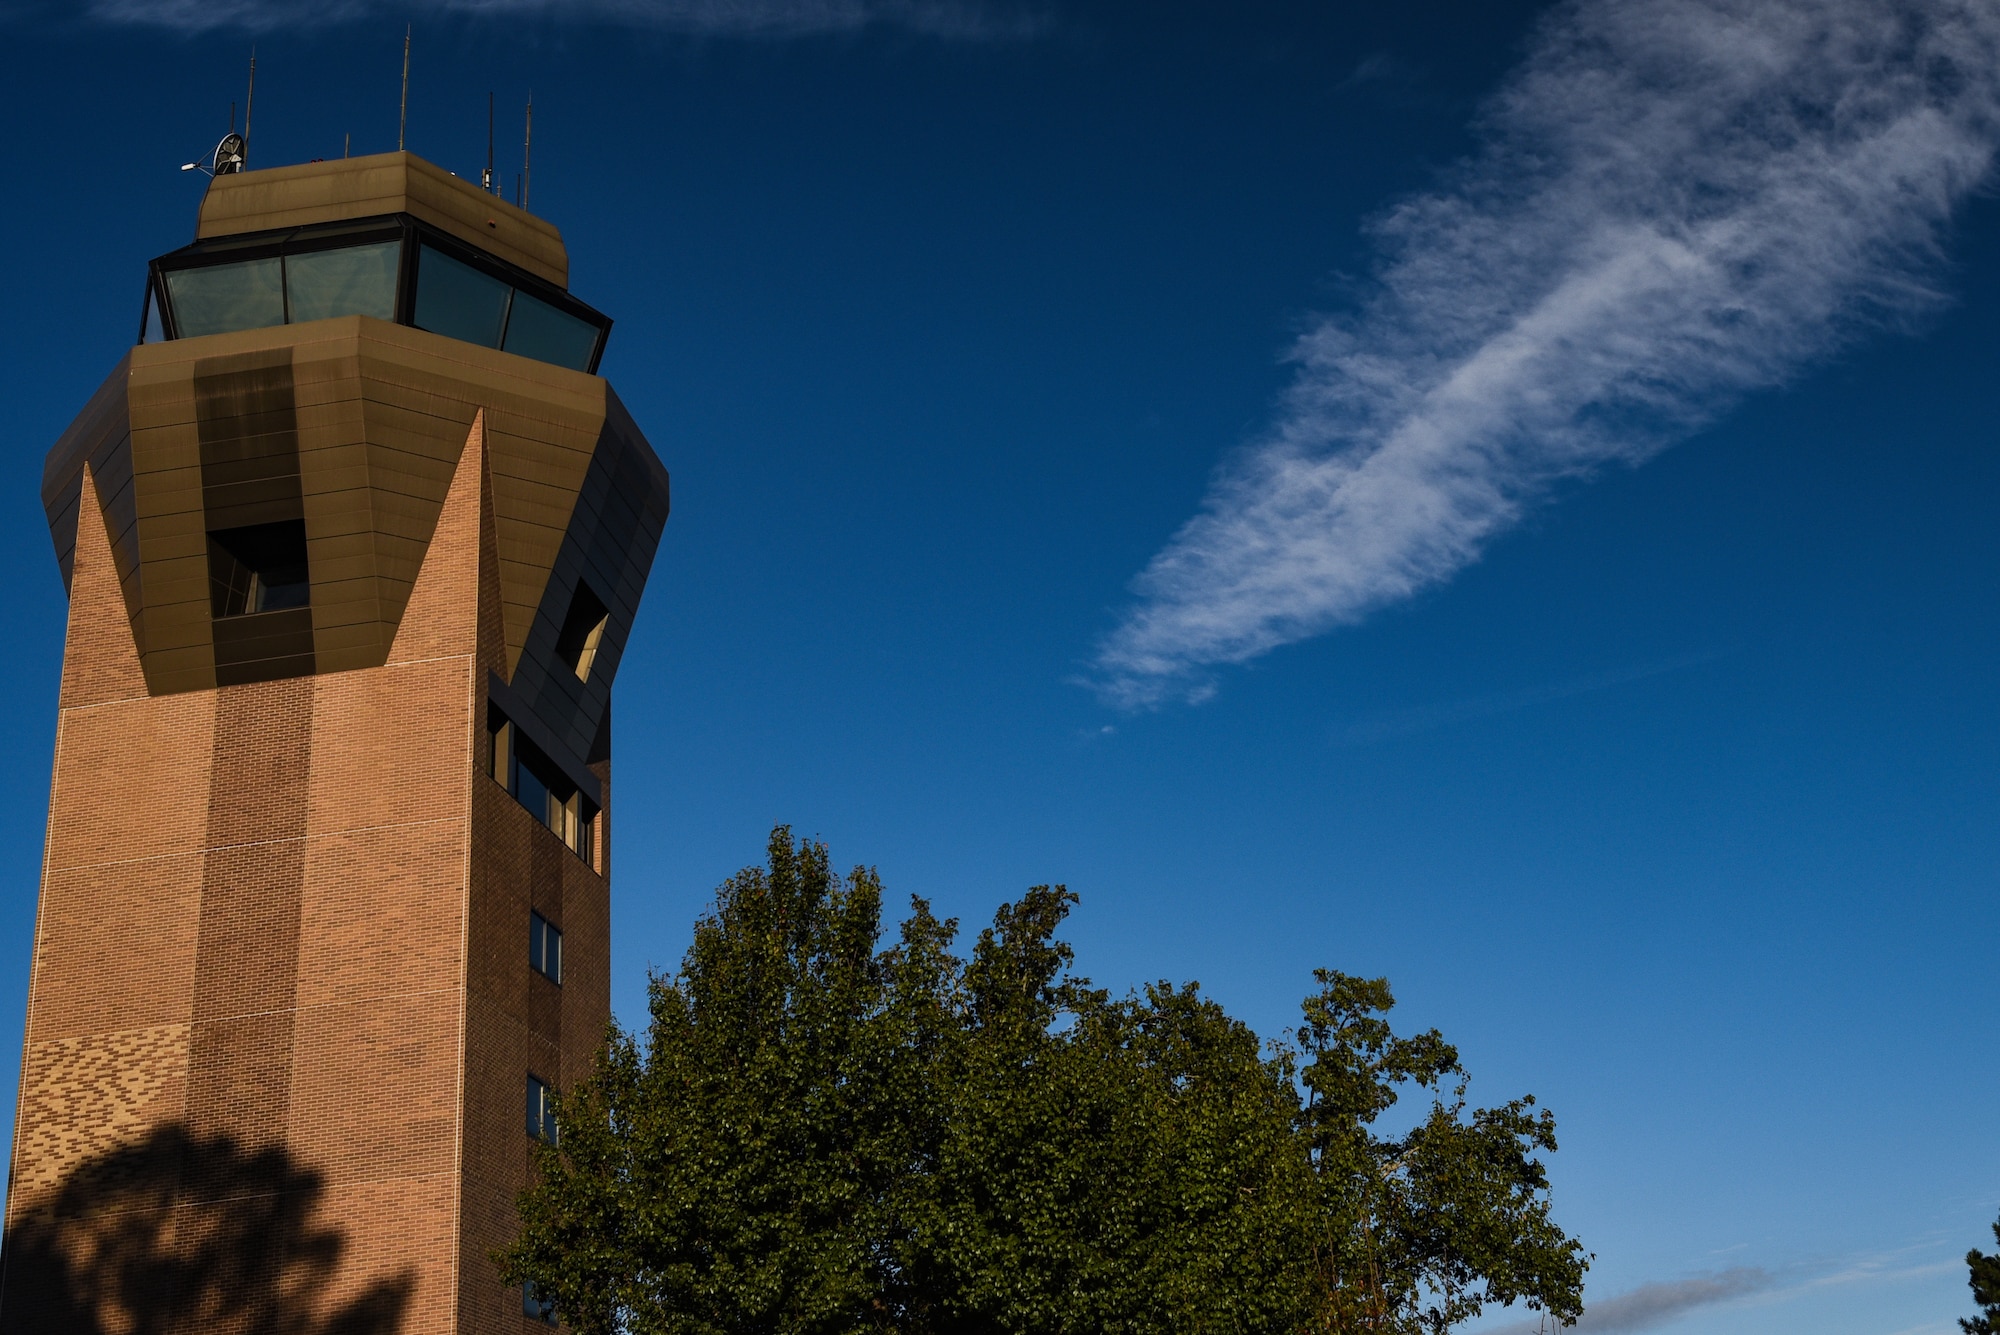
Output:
1964,1215,2000,1335
500,827,1587,1335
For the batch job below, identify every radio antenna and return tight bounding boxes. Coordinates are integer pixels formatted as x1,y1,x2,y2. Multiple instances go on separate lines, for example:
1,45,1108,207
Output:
483,92,495,193
522,93,533,212
398,25,411,151
242,48,257,168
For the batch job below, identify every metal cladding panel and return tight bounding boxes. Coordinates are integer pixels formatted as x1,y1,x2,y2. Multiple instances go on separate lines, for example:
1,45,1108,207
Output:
195,151,569,287
40,319,660,700
508,387,671,765
42,357,142,650
508,385,672,767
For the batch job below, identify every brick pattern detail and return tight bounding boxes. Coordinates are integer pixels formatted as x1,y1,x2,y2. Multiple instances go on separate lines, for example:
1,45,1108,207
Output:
4,413,613,1335
10,1023,189,1200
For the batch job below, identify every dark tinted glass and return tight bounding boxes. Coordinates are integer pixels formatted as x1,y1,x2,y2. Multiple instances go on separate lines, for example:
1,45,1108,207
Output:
515,756,553,828
286,241,401,323
208,521,311,617
529,910,563,983
167,258,285,337
141,285,165,345
413,245,510,347
523,1282,558,1325
526,1075,556,1142
503,289,600,371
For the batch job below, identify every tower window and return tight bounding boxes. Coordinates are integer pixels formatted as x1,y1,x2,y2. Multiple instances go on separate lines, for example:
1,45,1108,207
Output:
147,215,610,372
166,256,285,338
530,911,563,985
554,583,610,683
413,244,512,349
526,1074,557,1144
208,520,311,617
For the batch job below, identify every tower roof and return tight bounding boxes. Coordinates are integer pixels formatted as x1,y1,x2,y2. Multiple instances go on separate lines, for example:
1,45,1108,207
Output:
196,151,569,289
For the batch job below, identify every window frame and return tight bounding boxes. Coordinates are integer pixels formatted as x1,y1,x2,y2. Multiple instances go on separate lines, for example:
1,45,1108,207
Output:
526,1073,558,1145
529,909,564,985
145,214,611,374
487,707,601,869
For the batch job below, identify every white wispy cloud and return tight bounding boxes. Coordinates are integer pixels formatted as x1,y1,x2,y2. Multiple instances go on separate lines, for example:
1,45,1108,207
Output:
86,0,1032,38
1093,0,2000,708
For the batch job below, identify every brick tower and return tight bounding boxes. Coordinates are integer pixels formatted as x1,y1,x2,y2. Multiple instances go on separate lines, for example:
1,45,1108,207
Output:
0,153,669,1333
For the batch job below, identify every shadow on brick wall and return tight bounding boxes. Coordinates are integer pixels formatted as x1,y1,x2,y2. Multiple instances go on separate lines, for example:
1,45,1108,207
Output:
0,1124,414,1334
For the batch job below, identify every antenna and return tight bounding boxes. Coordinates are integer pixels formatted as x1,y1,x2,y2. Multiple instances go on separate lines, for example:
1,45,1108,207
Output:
522,93,533,212
242,48,257,169
398,25,411,152
344,132,351,159
483,92,495,194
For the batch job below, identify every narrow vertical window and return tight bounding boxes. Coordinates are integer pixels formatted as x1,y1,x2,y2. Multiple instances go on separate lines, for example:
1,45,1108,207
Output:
529,910,563,985
489,715,513,787
526,1074,557,1144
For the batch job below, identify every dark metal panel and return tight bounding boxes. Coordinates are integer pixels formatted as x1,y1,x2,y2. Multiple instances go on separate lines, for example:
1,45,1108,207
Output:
508,387,668,764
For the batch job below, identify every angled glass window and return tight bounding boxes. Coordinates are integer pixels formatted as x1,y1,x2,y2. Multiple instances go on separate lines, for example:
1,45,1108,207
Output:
503,289,600,372
167,258,285,337
148,215,610,369
285,241,401,323
140,283,165,345
414,245,511,348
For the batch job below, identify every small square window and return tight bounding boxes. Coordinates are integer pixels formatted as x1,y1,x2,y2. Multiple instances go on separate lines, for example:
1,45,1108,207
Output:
208,520,311,618
530,911,563,985
526,1074,557,1144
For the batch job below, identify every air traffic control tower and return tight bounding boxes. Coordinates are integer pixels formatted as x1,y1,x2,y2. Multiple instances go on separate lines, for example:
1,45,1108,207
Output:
0,152,669,1332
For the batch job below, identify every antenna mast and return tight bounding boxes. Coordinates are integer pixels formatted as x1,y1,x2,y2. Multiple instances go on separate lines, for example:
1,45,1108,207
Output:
522,93,533,212
242,48,257,169
398,26,411,151
483,92,495,193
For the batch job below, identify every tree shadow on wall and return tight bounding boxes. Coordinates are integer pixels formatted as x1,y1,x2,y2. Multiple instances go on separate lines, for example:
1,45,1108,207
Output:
0,1124,414,1335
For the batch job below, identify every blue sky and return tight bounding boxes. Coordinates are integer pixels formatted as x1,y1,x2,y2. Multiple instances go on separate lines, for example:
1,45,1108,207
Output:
2,1,1997,1332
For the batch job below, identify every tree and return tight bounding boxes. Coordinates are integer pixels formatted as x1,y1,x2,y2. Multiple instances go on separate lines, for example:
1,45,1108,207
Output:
500,827,1587,1335
1965,1215,2000,1335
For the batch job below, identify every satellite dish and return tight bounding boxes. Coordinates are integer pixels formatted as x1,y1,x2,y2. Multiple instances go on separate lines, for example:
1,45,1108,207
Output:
213,133,246,175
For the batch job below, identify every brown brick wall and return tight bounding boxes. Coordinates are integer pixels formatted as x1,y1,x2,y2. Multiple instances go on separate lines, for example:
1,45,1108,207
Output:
4,415,613,1334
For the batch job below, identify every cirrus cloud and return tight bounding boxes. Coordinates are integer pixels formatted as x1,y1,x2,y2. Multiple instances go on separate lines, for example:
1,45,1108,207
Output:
1093,0,2000,708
